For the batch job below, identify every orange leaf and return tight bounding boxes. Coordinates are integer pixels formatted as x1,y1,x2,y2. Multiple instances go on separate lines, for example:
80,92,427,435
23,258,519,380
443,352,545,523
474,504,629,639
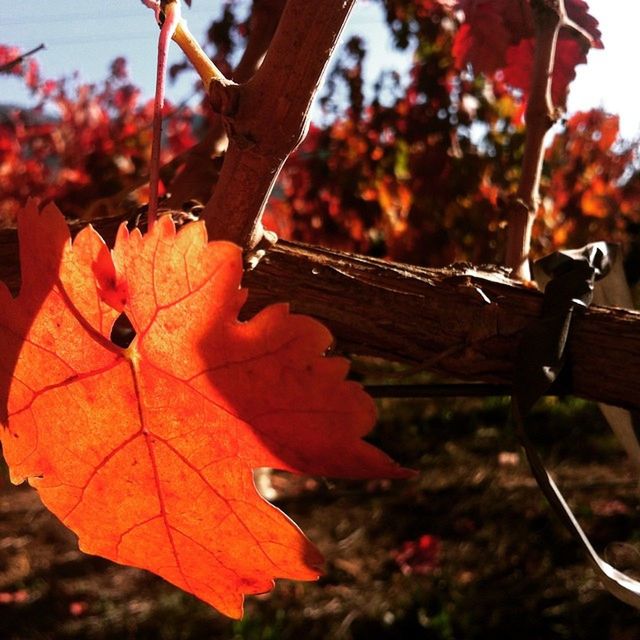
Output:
0,202,410,618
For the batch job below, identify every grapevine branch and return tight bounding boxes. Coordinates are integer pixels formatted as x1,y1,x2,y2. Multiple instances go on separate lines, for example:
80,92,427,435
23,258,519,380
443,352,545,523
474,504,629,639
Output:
1,225,639,412
233,0,287,84
505,0,564,279
161,0,287,211
197,0,358,249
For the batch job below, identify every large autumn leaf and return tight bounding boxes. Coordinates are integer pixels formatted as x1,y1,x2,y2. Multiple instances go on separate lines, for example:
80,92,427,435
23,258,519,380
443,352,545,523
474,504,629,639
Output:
0,201,409,618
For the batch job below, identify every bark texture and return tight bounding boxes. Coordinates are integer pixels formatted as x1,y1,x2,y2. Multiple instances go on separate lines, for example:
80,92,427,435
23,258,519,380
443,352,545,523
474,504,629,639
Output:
1,221,638,412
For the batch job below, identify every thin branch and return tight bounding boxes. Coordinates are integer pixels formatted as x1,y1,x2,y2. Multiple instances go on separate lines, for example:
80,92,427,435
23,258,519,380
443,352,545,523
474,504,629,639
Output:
0,43,45,74
505,0,564,279
172,18,228,89
168,1,286,88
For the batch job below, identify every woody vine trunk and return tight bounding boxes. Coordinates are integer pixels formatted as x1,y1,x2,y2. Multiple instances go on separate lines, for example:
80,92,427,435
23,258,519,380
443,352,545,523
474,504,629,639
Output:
1,223,639,412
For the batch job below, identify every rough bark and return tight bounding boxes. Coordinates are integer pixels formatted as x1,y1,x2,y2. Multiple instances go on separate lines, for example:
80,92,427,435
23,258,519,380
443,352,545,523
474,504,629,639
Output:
1,221,639,412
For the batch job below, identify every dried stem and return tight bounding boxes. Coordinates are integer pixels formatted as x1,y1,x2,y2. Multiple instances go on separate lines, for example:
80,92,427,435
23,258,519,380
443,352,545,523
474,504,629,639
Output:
0,43,45,73
505,0,564,279
172,19,227,90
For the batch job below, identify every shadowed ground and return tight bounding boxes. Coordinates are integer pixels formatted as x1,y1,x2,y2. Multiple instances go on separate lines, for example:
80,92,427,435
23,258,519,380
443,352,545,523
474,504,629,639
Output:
1,394,639,639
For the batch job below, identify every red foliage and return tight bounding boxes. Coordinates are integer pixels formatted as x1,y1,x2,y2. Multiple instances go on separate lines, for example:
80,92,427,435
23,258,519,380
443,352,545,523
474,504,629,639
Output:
0,44,40,89
2,4,636,273
268,5,527,266
265,1,638,271
539,109,640,252
392,534,441,575
452,0,602,106
0,47,199,226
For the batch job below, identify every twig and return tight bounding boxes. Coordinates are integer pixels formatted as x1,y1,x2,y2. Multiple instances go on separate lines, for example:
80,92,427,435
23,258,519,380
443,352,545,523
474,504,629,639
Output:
171,19,228,90
0,43,45,74
505,0,564,279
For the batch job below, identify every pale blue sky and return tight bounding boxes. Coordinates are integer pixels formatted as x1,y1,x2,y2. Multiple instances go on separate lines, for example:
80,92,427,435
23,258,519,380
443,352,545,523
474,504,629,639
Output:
0,1,408,113
1,0,638,138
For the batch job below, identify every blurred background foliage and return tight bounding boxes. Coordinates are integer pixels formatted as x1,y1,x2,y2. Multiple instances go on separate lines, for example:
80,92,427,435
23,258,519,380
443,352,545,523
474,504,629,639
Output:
1,0,639,279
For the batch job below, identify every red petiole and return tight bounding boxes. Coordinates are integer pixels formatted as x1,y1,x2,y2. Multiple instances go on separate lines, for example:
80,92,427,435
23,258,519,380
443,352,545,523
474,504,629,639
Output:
146,0,181,229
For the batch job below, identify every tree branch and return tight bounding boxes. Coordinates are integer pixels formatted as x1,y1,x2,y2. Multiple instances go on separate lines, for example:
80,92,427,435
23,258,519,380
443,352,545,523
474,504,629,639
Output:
233,0,287,84
1,222,638,411
505,0,564,279
0,43,45,74
200,0,357,249
163,0,287,211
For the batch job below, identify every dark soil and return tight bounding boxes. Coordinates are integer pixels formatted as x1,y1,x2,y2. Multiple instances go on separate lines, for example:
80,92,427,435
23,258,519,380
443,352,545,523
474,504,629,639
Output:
1,396,639,639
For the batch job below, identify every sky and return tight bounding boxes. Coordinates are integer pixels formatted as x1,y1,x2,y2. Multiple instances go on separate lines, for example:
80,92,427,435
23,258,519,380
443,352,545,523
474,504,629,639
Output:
1,0,639,138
